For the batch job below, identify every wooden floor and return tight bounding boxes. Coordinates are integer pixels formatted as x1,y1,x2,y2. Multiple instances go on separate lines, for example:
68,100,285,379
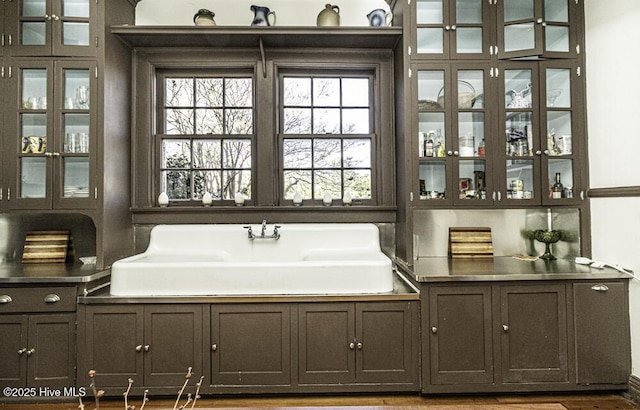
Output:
0,393,638,410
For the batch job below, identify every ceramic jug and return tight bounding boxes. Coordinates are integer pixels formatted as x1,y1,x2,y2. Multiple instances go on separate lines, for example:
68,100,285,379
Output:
193,9,216,26
367,8,393,27
317,4,340,27
250,5,276,26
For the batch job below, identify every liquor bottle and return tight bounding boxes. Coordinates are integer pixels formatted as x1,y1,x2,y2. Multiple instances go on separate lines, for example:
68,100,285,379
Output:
552,172,564,199
424,131,435,157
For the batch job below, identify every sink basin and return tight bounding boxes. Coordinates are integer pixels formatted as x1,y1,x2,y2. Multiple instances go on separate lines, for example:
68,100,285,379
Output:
110,223,394,296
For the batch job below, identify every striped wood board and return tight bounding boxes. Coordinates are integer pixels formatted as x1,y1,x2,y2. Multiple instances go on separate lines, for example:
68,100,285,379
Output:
22,230,73,264
448,227,494,259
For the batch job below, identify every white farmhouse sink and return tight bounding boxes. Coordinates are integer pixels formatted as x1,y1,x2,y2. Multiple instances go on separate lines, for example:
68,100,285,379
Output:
110,223,394,296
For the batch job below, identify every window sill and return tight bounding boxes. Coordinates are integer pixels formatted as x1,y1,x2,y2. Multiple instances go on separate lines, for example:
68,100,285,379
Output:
131,205,397,224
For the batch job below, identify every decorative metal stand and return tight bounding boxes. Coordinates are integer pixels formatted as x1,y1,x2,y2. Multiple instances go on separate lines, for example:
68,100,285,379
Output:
534,230,561,260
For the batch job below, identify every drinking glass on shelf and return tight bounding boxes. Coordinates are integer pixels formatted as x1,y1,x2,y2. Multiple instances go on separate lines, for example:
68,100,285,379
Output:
75,86,89,109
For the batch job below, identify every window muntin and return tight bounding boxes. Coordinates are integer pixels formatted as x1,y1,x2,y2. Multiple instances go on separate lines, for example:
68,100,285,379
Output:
159,73,253,202
281,75,374,202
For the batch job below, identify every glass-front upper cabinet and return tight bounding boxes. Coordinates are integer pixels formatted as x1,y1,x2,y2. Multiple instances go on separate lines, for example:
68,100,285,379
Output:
498,0,580,59
497,61,583,206
7,59,96,210
0,59,5,211
7,0,97,57
412,0,493,60
415,63,494,207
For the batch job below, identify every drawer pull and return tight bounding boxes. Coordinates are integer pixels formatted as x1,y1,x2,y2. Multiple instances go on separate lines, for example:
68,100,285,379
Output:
0,295,12,304
592,284,609,292
431,326,438,334
18,348,27,355
26,349,35,356
44,294,61,303
502,324,509,332
135,344,143,352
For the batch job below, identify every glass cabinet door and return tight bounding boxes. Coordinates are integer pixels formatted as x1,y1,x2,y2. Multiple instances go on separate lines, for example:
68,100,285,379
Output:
540,61,583,204
8,60,96,210
498,0,579,59
14,64,53,208
415,64,493,206
58,66,93,206
500,64,539,203
9,0,96,57
416,67,448,202
413,0,491,60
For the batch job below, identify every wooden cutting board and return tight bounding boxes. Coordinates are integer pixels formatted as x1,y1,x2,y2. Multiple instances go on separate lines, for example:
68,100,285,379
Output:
22,230,73,264
448,227,493,259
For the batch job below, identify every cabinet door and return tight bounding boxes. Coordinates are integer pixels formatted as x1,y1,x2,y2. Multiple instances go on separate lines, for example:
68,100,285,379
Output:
144,305,203,387
211,304,290,386
1,58,5,211
499,284,568,383
573,282,630,385
412,0,493,60
497,0,580,59
427,286,493,386
7,0,98,57
7,59,97,210
0,315,28,387
82,305,144,387
356,302,417,384
27,313,75,389
298,303,355,385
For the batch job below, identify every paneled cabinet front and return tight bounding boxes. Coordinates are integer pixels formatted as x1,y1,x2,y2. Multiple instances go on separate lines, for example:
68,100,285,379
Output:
0,313,75,390
6,59,97,210
422,282,570,393
5,0,98,57
298,301,418,388
80,305,203,389
207,304,291,388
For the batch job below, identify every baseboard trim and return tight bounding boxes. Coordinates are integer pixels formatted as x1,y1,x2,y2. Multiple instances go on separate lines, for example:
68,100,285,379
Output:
626,375,640,404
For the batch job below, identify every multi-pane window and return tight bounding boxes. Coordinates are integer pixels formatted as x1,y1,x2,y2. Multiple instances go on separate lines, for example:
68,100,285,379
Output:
281,74,374,203
159,73,253,202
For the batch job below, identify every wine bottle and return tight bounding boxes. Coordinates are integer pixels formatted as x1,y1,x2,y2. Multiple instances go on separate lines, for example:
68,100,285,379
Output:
478,138,485,157
552,172,563,199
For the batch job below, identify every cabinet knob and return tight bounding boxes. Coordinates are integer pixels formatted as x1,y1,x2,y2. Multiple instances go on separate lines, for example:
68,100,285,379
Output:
0,295,12,304
431,326,438,334
44,294,60,303
447,150,453,156
543,149,550,155
135,344,143,352
26,348,35,356
536,18,544,24
212,344,218,351
144,345,150,352
592,284,609,292
51,14,60,21
18,348,27,355
45,14,51,20
502,324,509,332
451,25,457,31
535,150,542,156
357,342,363,350
349,342,355,350
445,25,451,31
453,150,459,156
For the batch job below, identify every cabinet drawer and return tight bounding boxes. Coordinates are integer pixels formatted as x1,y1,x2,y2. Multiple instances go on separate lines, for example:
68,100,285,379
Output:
0,287,77,313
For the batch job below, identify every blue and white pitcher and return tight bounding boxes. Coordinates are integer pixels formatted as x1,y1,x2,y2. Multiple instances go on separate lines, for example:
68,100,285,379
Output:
250,5,276,26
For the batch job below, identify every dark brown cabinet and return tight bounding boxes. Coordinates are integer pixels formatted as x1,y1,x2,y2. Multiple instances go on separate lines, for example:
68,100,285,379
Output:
6,58,97,210
5,0,98,58
298,301,419,388
207,304,291,387
421,281,601,393
499,284,568,383
0,313,75,389
573,281,630,385
426,285,493,386
0,285,77,390
80,304,203,389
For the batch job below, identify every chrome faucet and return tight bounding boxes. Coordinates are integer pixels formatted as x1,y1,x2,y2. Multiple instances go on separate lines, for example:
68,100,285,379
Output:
261,219,268,237
244,220,281,240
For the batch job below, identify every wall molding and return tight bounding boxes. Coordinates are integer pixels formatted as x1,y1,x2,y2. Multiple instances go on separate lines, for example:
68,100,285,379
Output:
626,375,640,405
588,186,640,198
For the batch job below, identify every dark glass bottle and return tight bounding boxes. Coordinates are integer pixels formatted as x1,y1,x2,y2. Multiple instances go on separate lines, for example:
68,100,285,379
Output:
552,172,564,199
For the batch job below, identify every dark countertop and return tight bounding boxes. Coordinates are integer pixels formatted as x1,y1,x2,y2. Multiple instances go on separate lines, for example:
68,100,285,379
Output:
398,256,633,283
0,262,110,284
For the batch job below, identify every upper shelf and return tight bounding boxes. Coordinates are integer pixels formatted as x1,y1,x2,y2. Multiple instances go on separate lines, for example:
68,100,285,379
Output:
110,25,403,49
